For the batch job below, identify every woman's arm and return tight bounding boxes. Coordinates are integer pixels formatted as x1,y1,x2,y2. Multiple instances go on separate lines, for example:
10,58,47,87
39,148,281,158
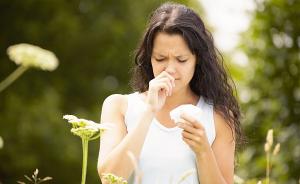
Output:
178,111,235,184
97,71,174,181
196,111,235,184
97,94,155,180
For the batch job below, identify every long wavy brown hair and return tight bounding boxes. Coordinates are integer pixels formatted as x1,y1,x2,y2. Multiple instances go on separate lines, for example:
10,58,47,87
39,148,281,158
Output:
130,2,243,146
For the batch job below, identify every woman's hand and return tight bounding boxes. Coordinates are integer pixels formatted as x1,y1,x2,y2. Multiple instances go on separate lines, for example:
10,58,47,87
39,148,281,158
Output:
177,113,211,156
146,71,175,113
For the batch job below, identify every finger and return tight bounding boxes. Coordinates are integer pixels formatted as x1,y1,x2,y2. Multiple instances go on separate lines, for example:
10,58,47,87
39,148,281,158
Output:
176,117,193,126
163,71,176,87
180,122,207,141
182,137,197,148
156,74,174,90
157,71,175,87
180,113,204,130
157,78,173,96
182,130,199,141
177,120,198,134
156,82,170,97
150,78,170,93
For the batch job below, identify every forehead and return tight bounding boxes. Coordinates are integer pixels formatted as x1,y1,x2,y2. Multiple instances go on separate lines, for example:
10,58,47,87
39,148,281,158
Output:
152,32,192,56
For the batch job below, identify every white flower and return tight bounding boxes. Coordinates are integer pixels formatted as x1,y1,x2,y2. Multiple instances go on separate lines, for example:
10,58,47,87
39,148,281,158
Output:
264,142,271,152
273,143,280,156
69,119,95,127
176,169,196,184
170,104,203,124
64,115,94,127
101,173,128,184
266,129,273,146
0,136,3,149
233,174,244,184
7,43,59,71
63,115,111,184
63,115,78,121
63,114,113,139
71,127,99,138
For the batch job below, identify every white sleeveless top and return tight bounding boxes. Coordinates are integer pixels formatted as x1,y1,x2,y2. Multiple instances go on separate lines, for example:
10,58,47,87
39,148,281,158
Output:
124,92,216,184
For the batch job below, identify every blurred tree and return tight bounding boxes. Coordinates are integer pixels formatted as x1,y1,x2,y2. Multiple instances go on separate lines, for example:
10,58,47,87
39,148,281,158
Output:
236,0,300,183
0,0,202,183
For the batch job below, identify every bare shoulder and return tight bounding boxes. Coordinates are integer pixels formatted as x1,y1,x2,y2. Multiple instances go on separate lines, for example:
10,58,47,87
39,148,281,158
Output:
212,111,235,184
213,110,235,141
103,94,127,105
102,94,128,116
98,94,129,164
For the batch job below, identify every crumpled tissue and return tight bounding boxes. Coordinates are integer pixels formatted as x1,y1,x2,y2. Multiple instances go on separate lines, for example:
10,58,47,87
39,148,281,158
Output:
169,104,203,125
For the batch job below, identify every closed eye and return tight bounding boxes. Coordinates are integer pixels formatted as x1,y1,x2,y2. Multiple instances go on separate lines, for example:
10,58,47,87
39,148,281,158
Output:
155,58,165,62
178,59,187,63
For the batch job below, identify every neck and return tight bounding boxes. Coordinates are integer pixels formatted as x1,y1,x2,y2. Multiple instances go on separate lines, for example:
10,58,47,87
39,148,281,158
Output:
163,87,198,110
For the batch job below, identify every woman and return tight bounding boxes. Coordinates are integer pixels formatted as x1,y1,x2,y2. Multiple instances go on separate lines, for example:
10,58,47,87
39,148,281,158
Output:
97,2,242,184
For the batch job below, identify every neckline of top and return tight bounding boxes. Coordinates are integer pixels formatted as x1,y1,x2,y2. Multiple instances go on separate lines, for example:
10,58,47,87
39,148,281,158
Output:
132,92,203,107
131,92,204,132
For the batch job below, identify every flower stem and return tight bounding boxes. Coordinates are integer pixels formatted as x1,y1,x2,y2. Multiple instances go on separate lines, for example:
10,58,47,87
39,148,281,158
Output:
0,65,28,93
89,132,101,141
266,151,270,184
81,138,89,184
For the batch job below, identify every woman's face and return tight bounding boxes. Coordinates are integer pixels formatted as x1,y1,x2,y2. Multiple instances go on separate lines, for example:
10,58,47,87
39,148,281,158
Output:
151,32,197,93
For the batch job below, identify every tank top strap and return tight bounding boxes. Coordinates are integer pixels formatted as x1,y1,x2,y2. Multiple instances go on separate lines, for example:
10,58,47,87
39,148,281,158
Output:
124,92,145,131
197,97,216,145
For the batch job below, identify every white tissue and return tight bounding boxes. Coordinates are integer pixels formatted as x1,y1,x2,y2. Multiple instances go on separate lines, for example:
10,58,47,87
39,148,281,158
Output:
169,104,203,124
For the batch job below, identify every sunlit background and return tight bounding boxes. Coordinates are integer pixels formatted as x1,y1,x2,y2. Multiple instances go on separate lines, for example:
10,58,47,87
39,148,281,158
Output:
0,0,299,183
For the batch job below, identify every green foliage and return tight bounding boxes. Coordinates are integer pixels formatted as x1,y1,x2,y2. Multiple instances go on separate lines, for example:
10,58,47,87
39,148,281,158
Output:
17,169,52,184
101,173,128,184
235,0,300,183
0,0,199,183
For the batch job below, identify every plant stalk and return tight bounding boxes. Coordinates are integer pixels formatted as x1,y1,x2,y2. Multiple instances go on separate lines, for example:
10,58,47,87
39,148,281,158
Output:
0,65,28,93
81,138,89,184
266,151,270,184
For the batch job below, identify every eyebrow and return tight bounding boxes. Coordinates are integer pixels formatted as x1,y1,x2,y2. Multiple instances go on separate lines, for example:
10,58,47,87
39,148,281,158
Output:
153,53,189,58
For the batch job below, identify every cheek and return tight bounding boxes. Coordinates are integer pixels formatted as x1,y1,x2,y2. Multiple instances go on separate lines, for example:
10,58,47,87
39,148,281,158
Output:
190,67,196,78
183,65,196,80
151,61,165,76
150,60,158,76
152,67,161,77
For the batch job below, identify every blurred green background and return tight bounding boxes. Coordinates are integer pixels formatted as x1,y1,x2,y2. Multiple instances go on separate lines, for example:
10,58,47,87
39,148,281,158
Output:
0,0,299,183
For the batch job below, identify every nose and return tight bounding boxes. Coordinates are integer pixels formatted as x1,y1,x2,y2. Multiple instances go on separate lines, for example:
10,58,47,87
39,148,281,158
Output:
164,60,176,75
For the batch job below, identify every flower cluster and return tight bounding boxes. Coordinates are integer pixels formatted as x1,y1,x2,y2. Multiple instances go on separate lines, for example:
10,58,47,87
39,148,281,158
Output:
0,136,3,149
7,43,58,71
63,115,113,184
101,173,128,184
63,115,111,140
262,129,281,184
264,129,280,155
17,169,52,184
